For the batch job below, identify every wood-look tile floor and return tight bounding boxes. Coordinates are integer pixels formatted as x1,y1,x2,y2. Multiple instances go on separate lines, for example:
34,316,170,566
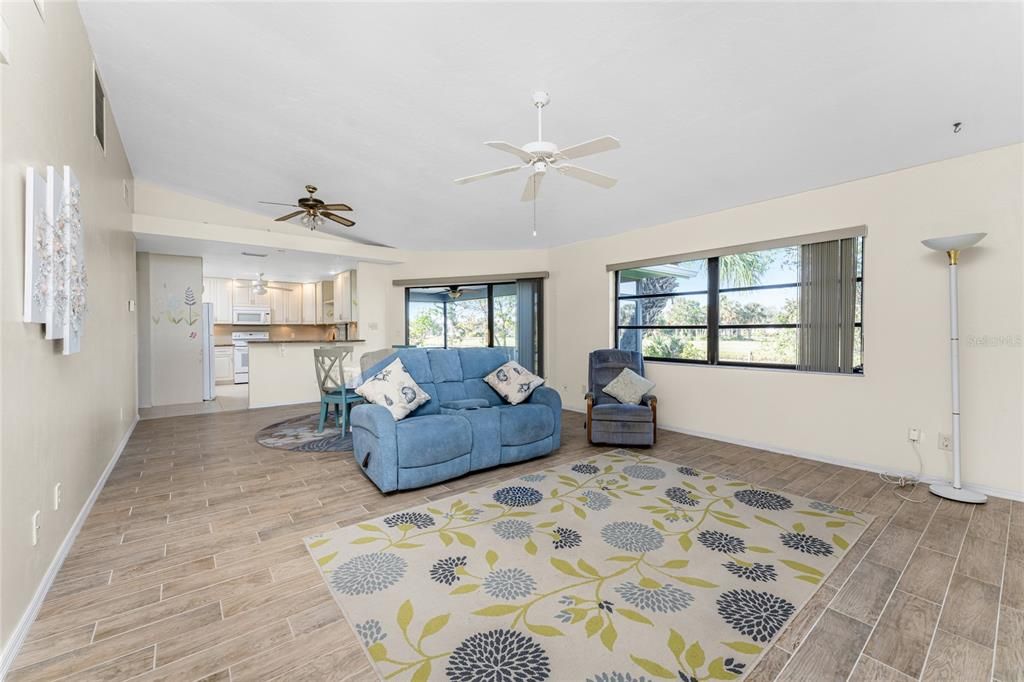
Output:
9,405,1022,681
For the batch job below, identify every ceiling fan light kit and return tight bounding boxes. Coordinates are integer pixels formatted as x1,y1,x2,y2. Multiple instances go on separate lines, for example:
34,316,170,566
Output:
454,91,621,202
300,212,326,231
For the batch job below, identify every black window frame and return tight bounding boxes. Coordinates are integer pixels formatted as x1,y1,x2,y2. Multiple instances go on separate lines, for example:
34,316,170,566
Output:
614,239,864,372
405,282,513,350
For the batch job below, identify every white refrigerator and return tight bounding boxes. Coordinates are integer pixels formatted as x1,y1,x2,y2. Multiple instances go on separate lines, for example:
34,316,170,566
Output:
202,302,216,401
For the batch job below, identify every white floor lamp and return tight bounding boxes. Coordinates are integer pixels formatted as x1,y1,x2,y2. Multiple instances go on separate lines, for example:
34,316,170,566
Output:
921,232,987,504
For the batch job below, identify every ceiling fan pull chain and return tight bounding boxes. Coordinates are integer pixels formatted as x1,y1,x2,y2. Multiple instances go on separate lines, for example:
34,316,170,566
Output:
532,176,538,238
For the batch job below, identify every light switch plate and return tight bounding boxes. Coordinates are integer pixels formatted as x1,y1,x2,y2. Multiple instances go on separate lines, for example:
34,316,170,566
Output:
128,299,136,312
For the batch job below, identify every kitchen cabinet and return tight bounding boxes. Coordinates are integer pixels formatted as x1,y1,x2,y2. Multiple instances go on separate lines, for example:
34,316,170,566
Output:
269,287,286,324
334,270,358,322
268,282,304,324
317,280,334,324
287,286,303,324
214,347,234,384
207,276,323,324
202,278,234,324
301,283,317,324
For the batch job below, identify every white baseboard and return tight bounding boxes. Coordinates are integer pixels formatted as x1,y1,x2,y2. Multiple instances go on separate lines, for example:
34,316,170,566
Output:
656,420,1024,503
565,405,1023,502
0,415,139,677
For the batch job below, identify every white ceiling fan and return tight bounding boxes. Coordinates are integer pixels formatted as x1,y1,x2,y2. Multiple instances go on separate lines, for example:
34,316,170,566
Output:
454,92,620,201
241,273,290,296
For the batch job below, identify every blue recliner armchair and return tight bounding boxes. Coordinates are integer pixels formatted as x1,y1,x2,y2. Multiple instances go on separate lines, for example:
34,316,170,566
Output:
351,348,562,492
586,349,657,446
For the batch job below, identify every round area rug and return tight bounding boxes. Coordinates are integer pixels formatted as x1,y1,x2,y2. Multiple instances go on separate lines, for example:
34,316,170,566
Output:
256,413,354,452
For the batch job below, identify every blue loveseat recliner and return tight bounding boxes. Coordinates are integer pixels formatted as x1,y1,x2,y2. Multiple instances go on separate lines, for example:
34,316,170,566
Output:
350,348,562,492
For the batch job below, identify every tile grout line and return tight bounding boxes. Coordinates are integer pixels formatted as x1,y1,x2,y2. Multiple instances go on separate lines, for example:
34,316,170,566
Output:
917,503,978,680
987,509,1012,681
863,654,917,680
840,494,946,681
772,488,911,680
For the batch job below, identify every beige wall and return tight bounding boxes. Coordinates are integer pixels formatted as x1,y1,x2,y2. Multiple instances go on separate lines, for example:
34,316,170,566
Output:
136,253,203,407
546,144,1023,497
0,0,137,654
356,262,393,356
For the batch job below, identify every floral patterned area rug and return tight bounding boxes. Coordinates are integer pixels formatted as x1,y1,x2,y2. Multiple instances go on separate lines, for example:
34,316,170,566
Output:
305,450,871,681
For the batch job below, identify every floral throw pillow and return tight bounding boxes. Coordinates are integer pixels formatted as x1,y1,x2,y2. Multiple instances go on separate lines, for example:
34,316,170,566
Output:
602,367,655,405
355,357,431,420
484,361,545,405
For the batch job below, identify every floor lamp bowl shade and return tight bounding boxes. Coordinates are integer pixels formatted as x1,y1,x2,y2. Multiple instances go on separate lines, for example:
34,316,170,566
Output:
922,232,987,252
922,231,988,504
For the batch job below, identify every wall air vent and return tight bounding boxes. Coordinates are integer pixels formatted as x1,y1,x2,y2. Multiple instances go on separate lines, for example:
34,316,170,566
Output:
241,252,269,258
93,66,105,151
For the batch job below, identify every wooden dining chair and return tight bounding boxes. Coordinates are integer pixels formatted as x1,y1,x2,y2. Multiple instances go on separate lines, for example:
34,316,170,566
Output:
314,346,362,434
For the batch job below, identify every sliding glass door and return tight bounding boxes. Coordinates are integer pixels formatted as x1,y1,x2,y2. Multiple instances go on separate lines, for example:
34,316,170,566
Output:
405,279,543,373
491,283,517,357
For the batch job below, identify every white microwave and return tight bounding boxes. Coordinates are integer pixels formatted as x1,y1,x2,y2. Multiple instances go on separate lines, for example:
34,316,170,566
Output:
232,305,271,325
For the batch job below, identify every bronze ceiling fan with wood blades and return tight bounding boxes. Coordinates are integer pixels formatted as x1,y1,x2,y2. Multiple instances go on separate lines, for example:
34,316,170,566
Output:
260,184,354,229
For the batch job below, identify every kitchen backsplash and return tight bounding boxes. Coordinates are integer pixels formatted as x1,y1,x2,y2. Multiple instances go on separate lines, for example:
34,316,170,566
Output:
213,323,357,346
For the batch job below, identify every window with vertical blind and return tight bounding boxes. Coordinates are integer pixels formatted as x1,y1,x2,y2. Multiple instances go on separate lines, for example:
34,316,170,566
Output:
613,232,864,373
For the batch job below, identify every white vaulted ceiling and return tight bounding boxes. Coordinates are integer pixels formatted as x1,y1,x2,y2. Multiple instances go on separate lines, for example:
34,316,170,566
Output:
81,2,1022,250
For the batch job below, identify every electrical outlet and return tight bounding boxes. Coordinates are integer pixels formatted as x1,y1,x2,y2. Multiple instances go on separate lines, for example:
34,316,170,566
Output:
31,510,41,546
907,428,922,443
54,483,62,510
938,433,953,451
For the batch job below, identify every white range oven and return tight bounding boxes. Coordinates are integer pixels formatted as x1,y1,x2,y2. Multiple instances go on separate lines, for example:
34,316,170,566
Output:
232,305,271,325
232,331,269,384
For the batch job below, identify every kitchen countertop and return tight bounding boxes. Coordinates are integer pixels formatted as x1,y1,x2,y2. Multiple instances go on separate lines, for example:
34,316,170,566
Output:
247,339,366,344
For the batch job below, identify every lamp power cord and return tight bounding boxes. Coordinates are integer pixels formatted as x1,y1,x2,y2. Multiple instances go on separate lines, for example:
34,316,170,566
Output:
878,440,926,504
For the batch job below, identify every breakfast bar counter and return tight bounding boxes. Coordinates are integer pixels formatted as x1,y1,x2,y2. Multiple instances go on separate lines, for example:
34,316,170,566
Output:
247,341,364,409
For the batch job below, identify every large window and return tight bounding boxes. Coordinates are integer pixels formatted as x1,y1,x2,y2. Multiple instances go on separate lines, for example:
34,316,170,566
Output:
615,237,864,373
405,280,542,373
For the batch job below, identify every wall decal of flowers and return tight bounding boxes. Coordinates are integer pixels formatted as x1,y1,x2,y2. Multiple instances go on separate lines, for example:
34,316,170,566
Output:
184,286,197,325
153,285,201,338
